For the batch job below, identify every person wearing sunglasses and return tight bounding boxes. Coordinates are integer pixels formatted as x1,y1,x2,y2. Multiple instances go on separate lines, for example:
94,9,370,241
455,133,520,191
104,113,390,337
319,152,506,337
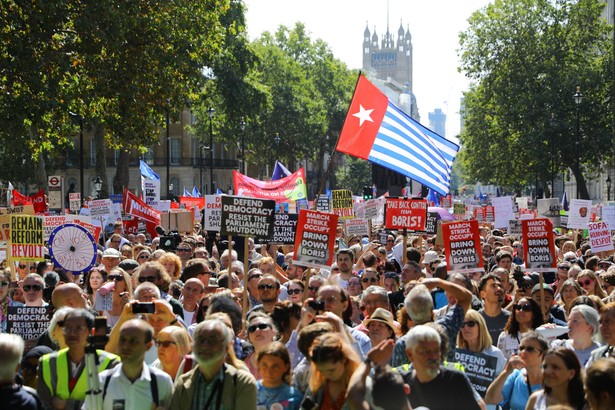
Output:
485,331,548,410
100,268,133,328
243,312,279,380
496,298,543,360
577,269,608,299
135,261,184,319
0,270,22,332
21,273,46,307
151,325,192,380
456,310,505,410
360,269,380,291
530,283,568,327
253,274,281,314
286,279,305,304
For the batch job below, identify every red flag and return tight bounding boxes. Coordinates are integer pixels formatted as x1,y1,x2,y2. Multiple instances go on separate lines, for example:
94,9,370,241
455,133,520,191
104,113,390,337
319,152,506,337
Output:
12,189,32,206
29,189,47,213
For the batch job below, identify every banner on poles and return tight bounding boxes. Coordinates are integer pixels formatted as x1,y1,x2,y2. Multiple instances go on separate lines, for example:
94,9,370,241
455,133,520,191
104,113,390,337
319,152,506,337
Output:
233,168,307,203
384,198,428,231
442,219,483,274
293,209,338,269
522,218,556,272
220,196,275,239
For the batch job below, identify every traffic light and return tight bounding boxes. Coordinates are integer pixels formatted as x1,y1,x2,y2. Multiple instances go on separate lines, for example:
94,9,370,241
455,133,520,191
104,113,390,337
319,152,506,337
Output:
363,186,373,200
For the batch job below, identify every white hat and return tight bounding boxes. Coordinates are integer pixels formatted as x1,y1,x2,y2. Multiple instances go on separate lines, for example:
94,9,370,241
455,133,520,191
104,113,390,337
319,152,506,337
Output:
422,250,440,265
102,248,121,259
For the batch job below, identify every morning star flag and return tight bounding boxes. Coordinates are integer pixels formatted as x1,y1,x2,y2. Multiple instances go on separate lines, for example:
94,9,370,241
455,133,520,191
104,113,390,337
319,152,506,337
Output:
337,75,458,195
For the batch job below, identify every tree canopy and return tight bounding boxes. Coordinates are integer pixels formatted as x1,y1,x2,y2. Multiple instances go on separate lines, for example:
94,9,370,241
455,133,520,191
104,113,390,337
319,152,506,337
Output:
458,0,613,198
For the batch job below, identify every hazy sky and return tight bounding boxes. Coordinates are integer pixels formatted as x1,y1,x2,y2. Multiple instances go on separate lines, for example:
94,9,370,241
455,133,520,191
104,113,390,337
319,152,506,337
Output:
244,0,492,139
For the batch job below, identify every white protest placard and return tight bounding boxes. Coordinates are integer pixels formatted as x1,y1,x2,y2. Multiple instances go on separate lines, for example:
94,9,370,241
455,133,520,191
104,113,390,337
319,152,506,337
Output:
588,221,614,253
345,218,369,238
86,199,113,218
493,196,514,229
94,291,113,311
516,196,529,210
509,219,522,237
567,199,592,229
602,205,615,230
141,178,160,208
203,195,221,232
69,193,81,212
154,200,171,213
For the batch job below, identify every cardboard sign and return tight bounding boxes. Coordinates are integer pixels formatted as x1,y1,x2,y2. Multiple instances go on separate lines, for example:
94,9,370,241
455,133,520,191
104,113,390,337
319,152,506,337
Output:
161,210,193,233
509,219,522,237
203,195,221,232
10,215,44,261
69,193,81,212
567,199,592,229
345,218,369,238
588,221,614,253
316,194,331,212
385,198,428,231
220,196,275,239
493,196,514,229
257,213,299,245
6,306,52,352
0,204,35,243
331,189,353,219
425,212,439,235
522,218,556,272
442,219,483,274
293,209,338,268
454,349,499,398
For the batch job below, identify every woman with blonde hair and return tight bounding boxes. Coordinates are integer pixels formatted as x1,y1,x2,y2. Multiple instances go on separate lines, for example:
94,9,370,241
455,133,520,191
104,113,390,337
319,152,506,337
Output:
576,269,607,299
158,252,182,281
301,333,361,410
457,310,505,410
557,279,585,316
151,325,192,379
102,267,133,328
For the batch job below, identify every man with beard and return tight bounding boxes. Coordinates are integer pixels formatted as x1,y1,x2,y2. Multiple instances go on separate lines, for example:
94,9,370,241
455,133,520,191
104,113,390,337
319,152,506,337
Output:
89,319,173,409
478,273,510,344
403,325,479,410
333,249,356,290
170,320,257,409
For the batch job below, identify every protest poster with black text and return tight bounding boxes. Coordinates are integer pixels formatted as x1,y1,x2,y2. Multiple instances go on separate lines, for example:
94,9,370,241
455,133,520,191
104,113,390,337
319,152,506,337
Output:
221,196,275,239
7,306,52,352
454,349,500,398
293,209,338,269
442,219,483,273
522,218,556,272
588,221,614,253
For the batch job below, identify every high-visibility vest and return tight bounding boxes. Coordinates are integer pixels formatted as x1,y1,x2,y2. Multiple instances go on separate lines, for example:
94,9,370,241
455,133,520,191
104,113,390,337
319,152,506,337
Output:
40,348,119,401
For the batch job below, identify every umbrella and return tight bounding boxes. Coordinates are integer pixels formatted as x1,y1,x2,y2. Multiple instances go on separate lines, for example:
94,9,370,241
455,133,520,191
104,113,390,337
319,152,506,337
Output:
428,206,455,221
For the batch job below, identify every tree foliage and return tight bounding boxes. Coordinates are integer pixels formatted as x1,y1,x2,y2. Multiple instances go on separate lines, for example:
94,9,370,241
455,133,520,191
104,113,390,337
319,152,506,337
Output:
458,0,613,198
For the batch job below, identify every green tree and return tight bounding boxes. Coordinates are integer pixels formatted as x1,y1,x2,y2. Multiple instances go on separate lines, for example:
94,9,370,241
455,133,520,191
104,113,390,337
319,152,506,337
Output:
458,0,612,198
335,156,372,196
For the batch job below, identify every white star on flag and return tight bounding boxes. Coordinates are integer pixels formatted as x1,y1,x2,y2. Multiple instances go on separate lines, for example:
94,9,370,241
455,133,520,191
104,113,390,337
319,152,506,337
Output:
352,104,374,126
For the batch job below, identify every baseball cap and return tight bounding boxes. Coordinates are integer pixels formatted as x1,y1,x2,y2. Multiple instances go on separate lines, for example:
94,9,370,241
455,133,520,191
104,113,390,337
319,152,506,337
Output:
531,283,554,295
118,259,139,271
102,248,121,259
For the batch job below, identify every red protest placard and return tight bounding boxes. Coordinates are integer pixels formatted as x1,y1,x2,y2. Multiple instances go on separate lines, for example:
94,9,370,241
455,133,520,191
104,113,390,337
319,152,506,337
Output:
293,209,338,269
442,219,484,274
385,198,428,231
180,196,205,210
522,218,556,272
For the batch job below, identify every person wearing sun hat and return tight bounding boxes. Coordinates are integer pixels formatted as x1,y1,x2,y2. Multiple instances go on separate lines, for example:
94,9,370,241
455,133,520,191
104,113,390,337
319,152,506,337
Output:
364,307,398,348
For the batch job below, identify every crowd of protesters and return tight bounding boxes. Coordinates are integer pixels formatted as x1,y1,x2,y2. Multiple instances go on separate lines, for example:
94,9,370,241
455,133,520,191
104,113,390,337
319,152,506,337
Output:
0,220,615,410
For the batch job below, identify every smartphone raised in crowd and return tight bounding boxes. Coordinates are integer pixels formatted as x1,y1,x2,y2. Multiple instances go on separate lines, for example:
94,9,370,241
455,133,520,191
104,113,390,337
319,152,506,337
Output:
132,302,155,314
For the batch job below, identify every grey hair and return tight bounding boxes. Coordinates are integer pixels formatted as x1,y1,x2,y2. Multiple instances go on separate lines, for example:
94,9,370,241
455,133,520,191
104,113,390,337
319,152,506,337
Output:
404,284,434,324
570,304,600,337
134,282,161,300
221,249,238,261
0,333,24,381
49,307,76,344
363,285,389,301
194,319,233,346
405,324,441,351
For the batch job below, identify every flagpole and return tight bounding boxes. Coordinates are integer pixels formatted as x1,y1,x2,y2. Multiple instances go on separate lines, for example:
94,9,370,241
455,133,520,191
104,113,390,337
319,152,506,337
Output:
314,72,364,208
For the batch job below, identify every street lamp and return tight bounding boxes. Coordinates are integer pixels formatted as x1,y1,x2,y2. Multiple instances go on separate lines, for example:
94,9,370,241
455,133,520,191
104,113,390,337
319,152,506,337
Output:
607,175,612,201
274,133,281,162
93,176,103,199
573,86,584,199
68,112,85,201
207,107,215,194
239,117,246,174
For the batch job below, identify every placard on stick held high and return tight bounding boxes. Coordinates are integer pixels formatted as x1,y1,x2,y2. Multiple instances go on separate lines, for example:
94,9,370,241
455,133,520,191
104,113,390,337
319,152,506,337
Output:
293,209,338,269
385,198,428,231
521,218,556,272
442,219,484,274
220,196,275,239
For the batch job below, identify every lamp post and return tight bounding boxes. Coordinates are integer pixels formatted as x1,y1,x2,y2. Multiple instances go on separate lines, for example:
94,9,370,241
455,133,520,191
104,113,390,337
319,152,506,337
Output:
239,117,246,174
207,107,215,194
573,86,584,199
68,112,85,201
274,133,281,163
607,175,612,201
166,109,170,199
93,176,103,199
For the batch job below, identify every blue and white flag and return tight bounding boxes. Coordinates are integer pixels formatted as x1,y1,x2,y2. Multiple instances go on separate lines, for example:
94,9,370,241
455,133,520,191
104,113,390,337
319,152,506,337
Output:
192,186,201,197
183,187,193,197
139,160,160,180
271,161,292,181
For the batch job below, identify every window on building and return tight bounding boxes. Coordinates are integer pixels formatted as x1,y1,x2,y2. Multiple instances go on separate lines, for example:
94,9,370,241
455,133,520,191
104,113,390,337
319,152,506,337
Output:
170,138,181,165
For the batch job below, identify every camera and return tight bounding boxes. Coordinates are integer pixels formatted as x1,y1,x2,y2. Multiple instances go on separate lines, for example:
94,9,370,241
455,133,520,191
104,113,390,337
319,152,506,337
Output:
132,302,155,314
307,300,325,312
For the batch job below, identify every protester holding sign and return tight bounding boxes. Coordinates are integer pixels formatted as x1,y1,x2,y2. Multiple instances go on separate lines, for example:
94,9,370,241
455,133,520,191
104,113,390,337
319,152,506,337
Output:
455,310,505,408
0,269,22,332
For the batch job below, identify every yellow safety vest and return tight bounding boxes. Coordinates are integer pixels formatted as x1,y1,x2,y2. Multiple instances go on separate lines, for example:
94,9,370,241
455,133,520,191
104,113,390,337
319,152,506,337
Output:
40,348,119,401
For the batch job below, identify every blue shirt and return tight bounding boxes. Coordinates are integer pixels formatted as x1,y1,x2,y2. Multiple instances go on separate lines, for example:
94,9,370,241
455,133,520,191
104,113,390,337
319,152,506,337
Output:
257,381,303,410
500,369,541,410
